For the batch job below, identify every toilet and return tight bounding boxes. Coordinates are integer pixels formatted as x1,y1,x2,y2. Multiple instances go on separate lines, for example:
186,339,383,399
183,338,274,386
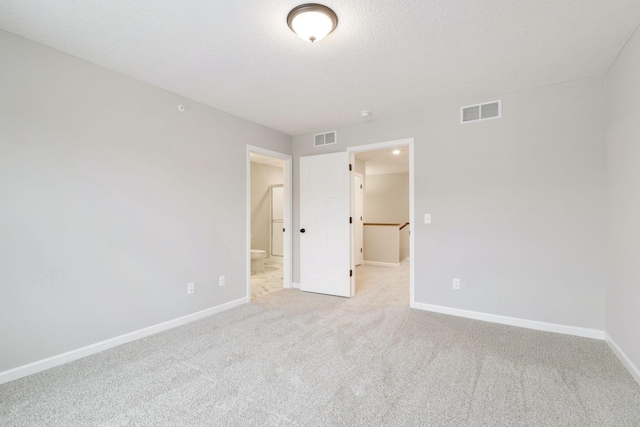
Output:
251,249,267,274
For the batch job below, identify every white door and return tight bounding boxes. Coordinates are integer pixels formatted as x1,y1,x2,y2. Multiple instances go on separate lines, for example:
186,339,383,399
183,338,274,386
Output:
299,152,351,297
354,174,364,266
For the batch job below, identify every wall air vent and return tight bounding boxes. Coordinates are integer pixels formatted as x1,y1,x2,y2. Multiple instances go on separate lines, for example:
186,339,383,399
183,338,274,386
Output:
314,131,337,147
461,100,502,124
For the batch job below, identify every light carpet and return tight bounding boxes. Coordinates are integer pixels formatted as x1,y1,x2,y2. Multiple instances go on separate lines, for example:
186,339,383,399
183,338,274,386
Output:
1,260,639,426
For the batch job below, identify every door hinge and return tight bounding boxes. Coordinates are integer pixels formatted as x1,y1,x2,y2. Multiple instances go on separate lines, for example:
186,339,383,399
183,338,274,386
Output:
350,270,353,277
360,248,363,252
349,217,352,224
349,164,352,171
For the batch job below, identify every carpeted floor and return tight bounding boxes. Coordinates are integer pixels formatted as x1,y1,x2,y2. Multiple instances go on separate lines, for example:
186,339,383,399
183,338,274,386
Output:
1,260,639,426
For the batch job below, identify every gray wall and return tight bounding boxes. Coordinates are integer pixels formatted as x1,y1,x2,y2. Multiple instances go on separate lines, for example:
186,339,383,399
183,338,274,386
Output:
293,75,607,330
606,26,640,371
250,162,283,257
364,173,409,224
0,30,291,372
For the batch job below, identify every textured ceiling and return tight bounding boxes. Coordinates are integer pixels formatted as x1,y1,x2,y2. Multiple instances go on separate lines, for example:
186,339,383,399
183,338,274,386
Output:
1,1,640,136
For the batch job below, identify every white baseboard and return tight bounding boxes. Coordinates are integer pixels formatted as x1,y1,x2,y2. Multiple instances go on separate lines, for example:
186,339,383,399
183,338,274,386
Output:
292,282,301,289
363,260,400,268
0,297,248,385
411,302,605,340
605,333,640,386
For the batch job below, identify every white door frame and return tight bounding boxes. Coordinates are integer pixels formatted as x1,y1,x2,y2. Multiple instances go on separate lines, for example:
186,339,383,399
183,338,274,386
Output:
347,138,415,306
353,173,364,268
246,145,293,300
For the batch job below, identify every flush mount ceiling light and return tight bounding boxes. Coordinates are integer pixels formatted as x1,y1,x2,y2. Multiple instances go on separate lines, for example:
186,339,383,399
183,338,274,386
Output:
392,149,401,155
287,4,338,43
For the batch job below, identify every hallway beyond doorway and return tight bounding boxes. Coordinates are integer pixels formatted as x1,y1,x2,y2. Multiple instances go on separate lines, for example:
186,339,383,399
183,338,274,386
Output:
354,257,410,305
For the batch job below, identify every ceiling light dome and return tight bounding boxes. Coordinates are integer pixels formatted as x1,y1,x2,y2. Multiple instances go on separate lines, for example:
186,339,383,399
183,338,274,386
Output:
287,4,338,43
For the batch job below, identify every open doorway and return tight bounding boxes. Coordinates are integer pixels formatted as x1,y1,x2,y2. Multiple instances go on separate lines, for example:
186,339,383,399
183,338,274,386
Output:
246,146,292,301
348,139,415,304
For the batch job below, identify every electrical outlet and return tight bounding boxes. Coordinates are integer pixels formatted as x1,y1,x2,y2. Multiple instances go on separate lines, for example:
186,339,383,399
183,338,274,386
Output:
219,275,225,287
452,278,460,290
187,282,195,295
424,213,431,224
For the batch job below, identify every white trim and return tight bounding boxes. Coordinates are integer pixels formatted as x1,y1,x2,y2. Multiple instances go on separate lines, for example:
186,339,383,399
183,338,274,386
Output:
246,146,293,300
605,333,640,386
409,141,415,307
292,282,301,289
353,172,364,279
0,297,248,385
347,138,414,154
411,302,605,340
347,138,415,307
363,260,400,268
347,159,364,297
349,153,355,296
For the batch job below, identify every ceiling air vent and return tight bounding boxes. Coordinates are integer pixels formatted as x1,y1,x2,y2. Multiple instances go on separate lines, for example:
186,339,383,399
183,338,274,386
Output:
314,131,337,147
461,100,501,124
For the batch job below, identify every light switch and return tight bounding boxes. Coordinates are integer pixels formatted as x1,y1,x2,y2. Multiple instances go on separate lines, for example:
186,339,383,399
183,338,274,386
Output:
424,214,431,224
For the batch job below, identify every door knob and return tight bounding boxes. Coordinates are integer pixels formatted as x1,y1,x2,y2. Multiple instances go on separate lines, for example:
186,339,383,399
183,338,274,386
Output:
300,228,306,233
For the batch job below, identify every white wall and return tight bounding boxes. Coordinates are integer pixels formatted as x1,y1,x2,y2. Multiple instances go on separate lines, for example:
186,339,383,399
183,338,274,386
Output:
0,30,291,372
399,225,409,261
250,162,283,257
0,24,624,376
606,26,640,373
363,172,409,224
293,75,607,330
363,225,400,264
